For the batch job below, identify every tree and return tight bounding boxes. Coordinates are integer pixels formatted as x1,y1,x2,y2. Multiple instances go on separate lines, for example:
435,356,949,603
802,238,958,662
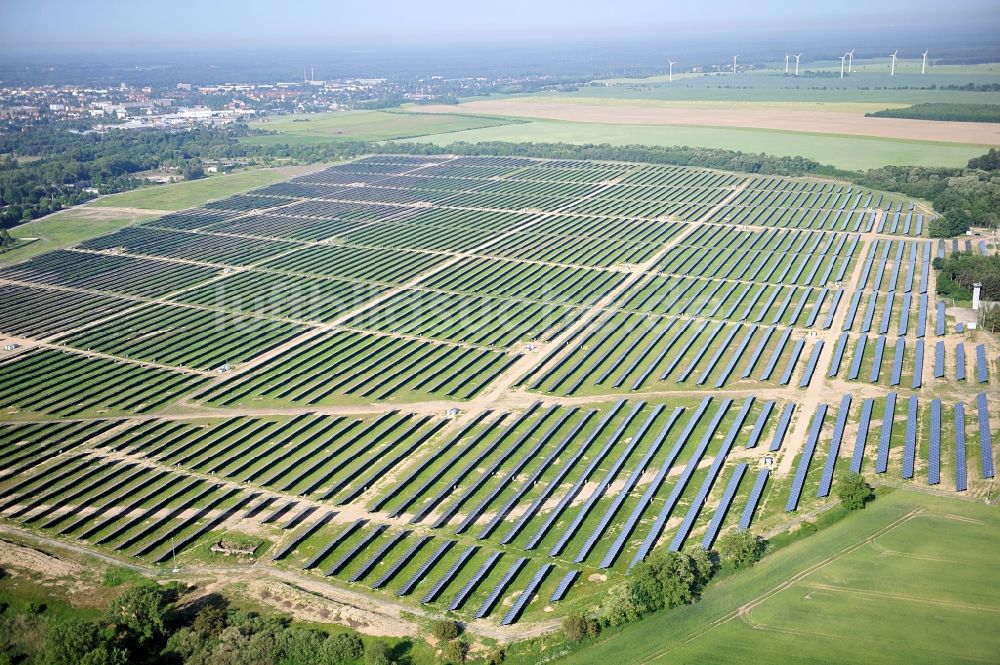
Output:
323,632,364,664
430,619,460,642
41,619,125,665
440,639,466,665
192,605,227,638
716,530,765,569
837,473,874,510
106,583,167,643
562,614,600,642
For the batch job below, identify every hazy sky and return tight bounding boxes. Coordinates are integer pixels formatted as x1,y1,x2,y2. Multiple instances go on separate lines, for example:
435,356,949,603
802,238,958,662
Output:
2,0,998,53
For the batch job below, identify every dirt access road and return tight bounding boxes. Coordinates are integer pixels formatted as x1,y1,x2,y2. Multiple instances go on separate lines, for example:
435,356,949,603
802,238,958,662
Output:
413,99,1000,145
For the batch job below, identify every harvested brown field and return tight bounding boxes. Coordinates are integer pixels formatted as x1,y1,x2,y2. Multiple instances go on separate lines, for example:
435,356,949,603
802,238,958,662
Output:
413,99,1000,145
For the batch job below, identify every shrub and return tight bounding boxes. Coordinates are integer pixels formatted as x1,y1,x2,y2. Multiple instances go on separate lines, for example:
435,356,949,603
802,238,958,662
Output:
430,619,460,642
716,530,765,569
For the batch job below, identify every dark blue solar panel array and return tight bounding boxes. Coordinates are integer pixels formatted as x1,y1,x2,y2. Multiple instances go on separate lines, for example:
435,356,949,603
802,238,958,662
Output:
272,511,336,561
702,463,748,549
669,398,754,551
574,408,682,563
928,399,941,486
902,396,918,480
888,337,903,386
741,326,775,378
848,335,867,380
325,524,386,576
760,328,792,381
786,404,828,512
956,343,967,381
798,341,824,388
876,393,897,474
553,405,664,557
850,398,874,474
349,529,407,582
977,393,994,479
549,570,580,603
738,468,770,530
447,550,500,610
936,301,946,336
746,401,775,448
770,403,795,451
417,542,469,602
912,340,924,389
955,404,968,492
818,394,852,497
829,332,849,378
630,398,731,569
934,341,946,378
398,539,453,597
475,557,527,619
499,563,551,625
373,535,431,590
302,518,365,570
600,400,710,569
976,345,989,384
872,335,889,383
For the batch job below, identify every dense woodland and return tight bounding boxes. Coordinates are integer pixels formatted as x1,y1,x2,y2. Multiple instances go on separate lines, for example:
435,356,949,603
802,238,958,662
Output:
866,103,1000,123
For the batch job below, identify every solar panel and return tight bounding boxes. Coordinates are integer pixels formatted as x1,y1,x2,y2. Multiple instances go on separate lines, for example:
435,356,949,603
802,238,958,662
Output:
936,301,946,336
934,341,946,378
552,405,664,557
549,570,580,602
828,332,850,378
822,289,844,330
302,518,366,570
928,399,941,486
873,336,890,384
702,463,748,549
630,399,732,569
738,468,769,530
349,530,408,582
843,291,863,331
770,403,795,452
902,396,918,480
848,335,868,380
860,293,878,333
573,408,682,563
760,328,792,381
271,511,336,561
818,394,852,497
897,293,912,336
799,341,824,388
746,401,775,448
669,398,753,551
876,393,897,474
976,345,989,383
977,393,994,479
779,338,806,385
850,398,875,474
916,294,928,338
600,400,711,569
324,524,387,577
405,540,457,599
878,291,895,335
956,343,967,381
955,404,968,492
446,550,499,610
741,326,775,378
474,557,527,619
786,404,828,512
499,563,552,626
912,340,924,389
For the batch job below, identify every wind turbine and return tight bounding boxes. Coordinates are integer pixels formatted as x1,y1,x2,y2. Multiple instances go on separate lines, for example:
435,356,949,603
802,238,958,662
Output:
794,53,802,76
921,50,929,74
839,54,847,79
847,49,855,73
733,54,739,75
890,50,898,76
668,59,676,83
784,54,790,74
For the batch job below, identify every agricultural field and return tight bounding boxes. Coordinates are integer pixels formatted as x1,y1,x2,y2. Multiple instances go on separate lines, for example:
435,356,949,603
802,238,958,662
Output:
244,110,520,146
0,153,996,647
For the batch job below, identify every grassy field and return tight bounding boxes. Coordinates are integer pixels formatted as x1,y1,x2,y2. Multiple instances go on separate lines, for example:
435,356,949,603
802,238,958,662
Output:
404,119,987,170
0,167,314,265
243,110,518,146
0,208,157,265
90,166,312,210
560,490,1000,665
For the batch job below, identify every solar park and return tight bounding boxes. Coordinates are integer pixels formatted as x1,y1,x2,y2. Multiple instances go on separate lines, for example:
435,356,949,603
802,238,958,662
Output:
0,154,996,632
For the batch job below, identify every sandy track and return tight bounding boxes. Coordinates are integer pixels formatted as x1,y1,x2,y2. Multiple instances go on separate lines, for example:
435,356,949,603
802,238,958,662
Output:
413,100,1000,145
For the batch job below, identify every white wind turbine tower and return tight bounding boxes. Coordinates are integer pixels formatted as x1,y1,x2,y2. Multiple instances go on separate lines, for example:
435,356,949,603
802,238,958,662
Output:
668,59,677,83
733,54,739,75
847,49,855,73
784,54,790,74
921,50,929,74
839,54,847,79
890,50,899,76
794,53,802,76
